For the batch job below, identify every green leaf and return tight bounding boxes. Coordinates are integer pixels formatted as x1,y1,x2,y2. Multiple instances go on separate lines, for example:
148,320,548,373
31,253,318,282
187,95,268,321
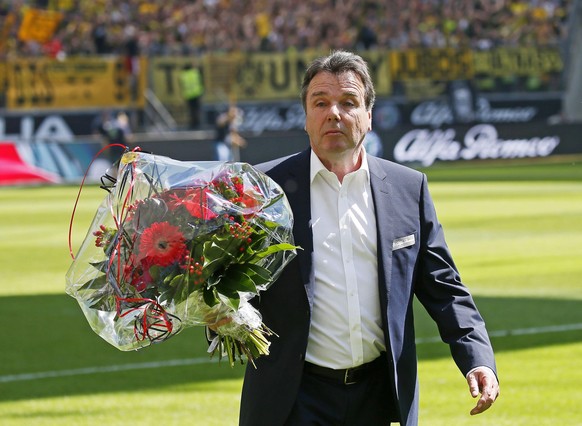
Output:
81,280,117,311
88,293,117,311
149,265,161,281
261,192,284,209
78,274,107,292
88,260,108,272
223,263,272,289
168,273,187,288
218,269,258,294
202,240,237,274
169,274,190,303
254,243,298,259
203,286,219,307
216,287,240,311
243,263,272,282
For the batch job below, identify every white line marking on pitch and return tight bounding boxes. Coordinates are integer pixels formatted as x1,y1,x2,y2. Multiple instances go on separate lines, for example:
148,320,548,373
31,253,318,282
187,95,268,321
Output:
1,322,582,384
0,357,218,384
415,322,582,344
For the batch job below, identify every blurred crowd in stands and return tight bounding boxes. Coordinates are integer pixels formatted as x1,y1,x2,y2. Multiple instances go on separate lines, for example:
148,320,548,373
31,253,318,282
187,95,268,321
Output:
0,0,573,59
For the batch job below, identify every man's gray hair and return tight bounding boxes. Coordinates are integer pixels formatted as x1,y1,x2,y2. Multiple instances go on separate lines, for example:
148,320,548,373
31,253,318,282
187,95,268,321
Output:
300,50,376,112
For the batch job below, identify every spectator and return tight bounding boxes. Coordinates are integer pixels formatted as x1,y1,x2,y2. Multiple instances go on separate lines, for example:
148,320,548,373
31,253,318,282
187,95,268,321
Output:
92,110,133,162
123,24,140,102
5,0,572,58
214,103,246,162
92,16,109,54
178,63,205,130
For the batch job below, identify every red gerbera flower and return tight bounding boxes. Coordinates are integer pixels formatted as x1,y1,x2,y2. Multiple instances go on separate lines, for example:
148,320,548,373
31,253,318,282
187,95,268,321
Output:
138,222,187,267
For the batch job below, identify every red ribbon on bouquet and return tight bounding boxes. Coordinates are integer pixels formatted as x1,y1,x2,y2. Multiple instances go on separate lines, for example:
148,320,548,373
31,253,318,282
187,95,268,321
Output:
68,143,139,260
115,296,181,343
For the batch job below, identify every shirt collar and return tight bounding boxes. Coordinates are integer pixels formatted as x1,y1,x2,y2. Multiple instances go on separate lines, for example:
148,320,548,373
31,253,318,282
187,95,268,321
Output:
310,149,370,184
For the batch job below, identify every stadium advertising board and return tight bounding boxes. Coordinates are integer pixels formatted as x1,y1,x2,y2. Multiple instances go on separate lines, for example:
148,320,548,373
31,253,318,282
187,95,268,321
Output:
374,96,563,129
4,57,146,110
1,119,581,183
203,94,562,135
384,122,575,166
0,113,95,141
237,122,579,166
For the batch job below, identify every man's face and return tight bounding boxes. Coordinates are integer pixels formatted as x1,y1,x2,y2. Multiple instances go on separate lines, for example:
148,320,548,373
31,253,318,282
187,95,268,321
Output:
304,71,371,160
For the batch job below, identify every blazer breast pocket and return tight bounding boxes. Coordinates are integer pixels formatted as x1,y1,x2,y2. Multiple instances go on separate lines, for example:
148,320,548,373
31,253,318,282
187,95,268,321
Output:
392,233,416,251
390,232,419,288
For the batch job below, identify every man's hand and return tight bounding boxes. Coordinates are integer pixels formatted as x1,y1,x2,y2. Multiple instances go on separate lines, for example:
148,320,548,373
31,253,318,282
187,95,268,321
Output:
467,366,499,415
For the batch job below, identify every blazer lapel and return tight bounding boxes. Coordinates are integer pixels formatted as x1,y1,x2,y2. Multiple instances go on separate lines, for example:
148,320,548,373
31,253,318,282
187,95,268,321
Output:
368,157,395,314
276,150,315,306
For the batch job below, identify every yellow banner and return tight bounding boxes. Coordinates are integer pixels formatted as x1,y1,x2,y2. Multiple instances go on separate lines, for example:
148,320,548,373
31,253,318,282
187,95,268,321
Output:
224,51,391,102
389,48,474,81
388,47,562,81
6,57,146,110
17,8,63,43
4,47,563,111
228,52,310,101
150,56,206,103
0,62,7,108
150,51,392,107
473,47,563,76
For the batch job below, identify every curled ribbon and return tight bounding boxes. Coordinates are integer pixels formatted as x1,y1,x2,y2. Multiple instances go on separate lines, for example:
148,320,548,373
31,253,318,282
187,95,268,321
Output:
68,143,138,260
115,296,182,343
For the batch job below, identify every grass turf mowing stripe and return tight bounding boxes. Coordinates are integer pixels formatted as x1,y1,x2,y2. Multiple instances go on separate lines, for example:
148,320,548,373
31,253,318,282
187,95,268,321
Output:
3,322,581,384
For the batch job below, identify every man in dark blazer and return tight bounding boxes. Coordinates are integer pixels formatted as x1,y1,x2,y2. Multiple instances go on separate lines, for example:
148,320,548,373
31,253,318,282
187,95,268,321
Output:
238,51,499,425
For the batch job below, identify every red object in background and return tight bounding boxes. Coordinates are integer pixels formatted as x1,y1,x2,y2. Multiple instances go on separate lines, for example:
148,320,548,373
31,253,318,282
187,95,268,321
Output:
0,142,60,186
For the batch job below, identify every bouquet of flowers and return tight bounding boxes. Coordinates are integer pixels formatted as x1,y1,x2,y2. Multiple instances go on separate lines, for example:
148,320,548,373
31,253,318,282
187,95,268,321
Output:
66,151,297,366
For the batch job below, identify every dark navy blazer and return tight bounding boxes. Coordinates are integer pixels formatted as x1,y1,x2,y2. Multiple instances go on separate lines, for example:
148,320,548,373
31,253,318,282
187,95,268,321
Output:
239,149,496,426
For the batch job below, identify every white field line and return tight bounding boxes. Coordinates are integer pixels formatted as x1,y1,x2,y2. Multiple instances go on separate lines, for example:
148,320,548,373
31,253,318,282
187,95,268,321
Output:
415,322,582,344
0,357,218,384
2,322,582,384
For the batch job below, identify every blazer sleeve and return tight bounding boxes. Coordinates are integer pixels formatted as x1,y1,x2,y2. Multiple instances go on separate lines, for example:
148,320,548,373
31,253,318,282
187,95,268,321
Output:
413,174,497,377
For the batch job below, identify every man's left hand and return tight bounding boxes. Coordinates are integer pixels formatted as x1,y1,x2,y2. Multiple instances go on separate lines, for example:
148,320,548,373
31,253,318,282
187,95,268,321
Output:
467,366,499,415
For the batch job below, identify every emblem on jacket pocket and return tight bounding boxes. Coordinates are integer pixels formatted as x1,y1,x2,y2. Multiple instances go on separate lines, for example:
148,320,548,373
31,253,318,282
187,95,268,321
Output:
393,234,416,250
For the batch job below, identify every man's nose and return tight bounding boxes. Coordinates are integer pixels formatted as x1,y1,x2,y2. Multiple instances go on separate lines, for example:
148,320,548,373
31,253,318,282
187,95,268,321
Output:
327,104,341,121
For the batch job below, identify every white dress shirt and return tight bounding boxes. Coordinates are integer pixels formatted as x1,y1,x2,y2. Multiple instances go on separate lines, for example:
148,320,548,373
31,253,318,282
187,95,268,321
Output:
305,150,386,369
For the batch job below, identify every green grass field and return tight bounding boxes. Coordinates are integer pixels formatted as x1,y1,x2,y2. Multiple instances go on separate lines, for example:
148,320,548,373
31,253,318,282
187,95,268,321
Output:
1,158,581,425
